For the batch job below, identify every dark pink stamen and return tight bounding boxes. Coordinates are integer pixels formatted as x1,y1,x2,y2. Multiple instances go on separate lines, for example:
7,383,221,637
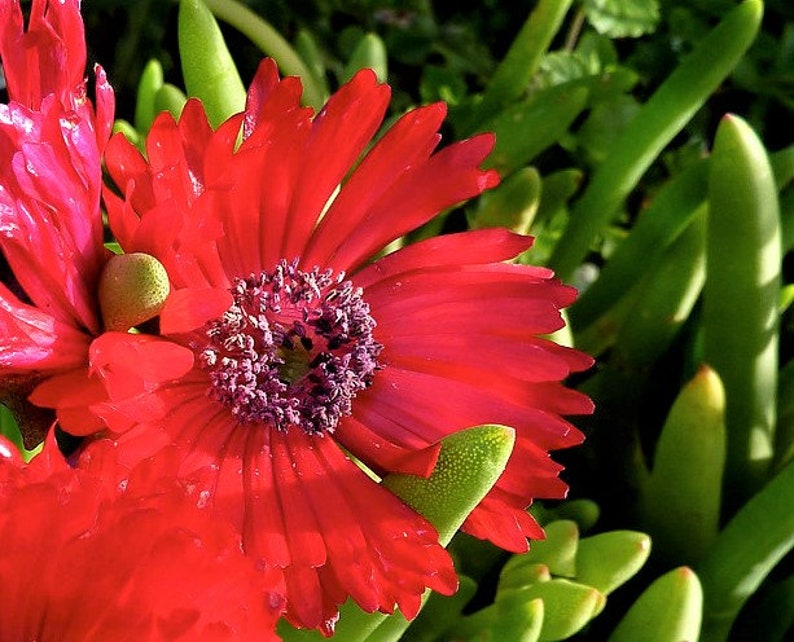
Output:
200,259,382,434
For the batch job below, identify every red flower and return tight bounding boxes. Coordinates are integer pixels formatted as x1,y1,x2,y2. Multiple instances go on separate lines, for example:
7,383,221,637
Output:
41,60,591,633
0,434,283,641
0,0,114,441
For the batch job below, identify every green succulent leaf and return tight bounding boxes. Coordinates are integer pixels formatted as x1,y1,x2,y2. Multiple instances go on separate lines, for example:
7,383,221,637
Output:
0,404,24,454
467,0,573,130
153,83,188,121
550,0,763,280
483,85,589,175
609,567,703,642
541,498,600,533
178,0,246,128
641,365,726,565
698,458,794,642
383,424,515,547
704,113,781,500
342,33,388,84
575,530,651,597
518,579,604,641
134,59,164,134
499,563,554,593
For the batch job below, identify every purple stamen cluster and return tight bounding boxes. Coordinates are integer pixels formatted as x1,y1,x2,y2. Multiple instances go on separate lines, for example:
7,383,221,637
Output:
200,259,383,435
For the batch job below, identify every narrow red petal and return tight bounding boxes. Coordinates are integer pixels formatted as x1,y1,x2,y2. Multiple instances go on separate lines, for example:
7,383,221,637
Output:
282,68,391,259
335,415,441,477
353,228,533,289
325,133,499,274
301,102,446,268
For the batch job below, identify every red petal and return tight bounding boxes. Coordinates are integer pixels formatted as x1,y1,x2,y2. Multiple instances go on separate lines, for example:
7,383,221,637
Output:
0,283,91,375
30,367,106,408
89,332,194,400
353,366,587,550
301,102,446,268
159,288,232,335
0,0,85,108
324,133,499,274
353,228,533,289
282,68,391,259
335,415,441,477
101,388,456,632
383,333,590,383
232,61,312,271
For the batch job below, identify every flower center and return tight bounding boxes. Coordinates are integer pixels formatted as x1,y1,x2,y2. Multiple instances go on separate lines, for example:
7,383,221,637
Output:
200,259,383,434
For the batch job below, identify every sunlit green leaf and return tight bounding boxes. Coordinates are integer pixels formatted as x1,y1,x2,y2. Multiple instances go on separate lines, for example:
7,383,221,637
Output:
583,0,661,39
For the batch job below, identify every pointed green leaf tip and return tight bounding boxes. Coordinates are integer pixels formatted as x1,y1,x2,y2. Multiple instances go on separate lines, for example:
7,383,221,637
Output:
641,365,726,565
383,424,515,547
179,0,246,128
98,253,170,332
609,567,703,642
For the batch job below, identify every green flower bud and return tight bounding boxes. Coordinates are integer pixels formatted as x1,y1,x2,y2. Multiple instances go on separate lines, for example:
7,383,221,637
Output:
98,253,170,332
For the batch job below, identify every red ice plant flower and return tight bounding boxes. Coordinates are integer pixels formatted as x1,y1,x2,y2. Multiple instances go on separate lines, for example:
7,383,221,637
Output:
39,59,595,634
0,0,115,444
0,434,284,641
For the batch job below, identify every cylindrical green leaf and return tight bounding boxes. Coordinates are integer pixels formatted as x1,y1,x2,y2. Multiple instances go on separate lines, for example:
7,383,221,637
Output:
467,0,573,130
178,0,246,128
549,0,764,280
342,33,388,84
295,28,329,99
449,595,544,642
134,59,164,134
640,365,726,565
781,185,794,253
535,169,583,226
774,359,794,471
571,159,709,330
495,594,545,642
703,113,781,501
575,530,651,597
544,498,600,533
483,85,589,175
734,574,794,642
770,144,794,190
613,206,706,371
499,563,553,592
0,404,23,454
698,458,794,642
608,567,703,642
468,167,541,234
